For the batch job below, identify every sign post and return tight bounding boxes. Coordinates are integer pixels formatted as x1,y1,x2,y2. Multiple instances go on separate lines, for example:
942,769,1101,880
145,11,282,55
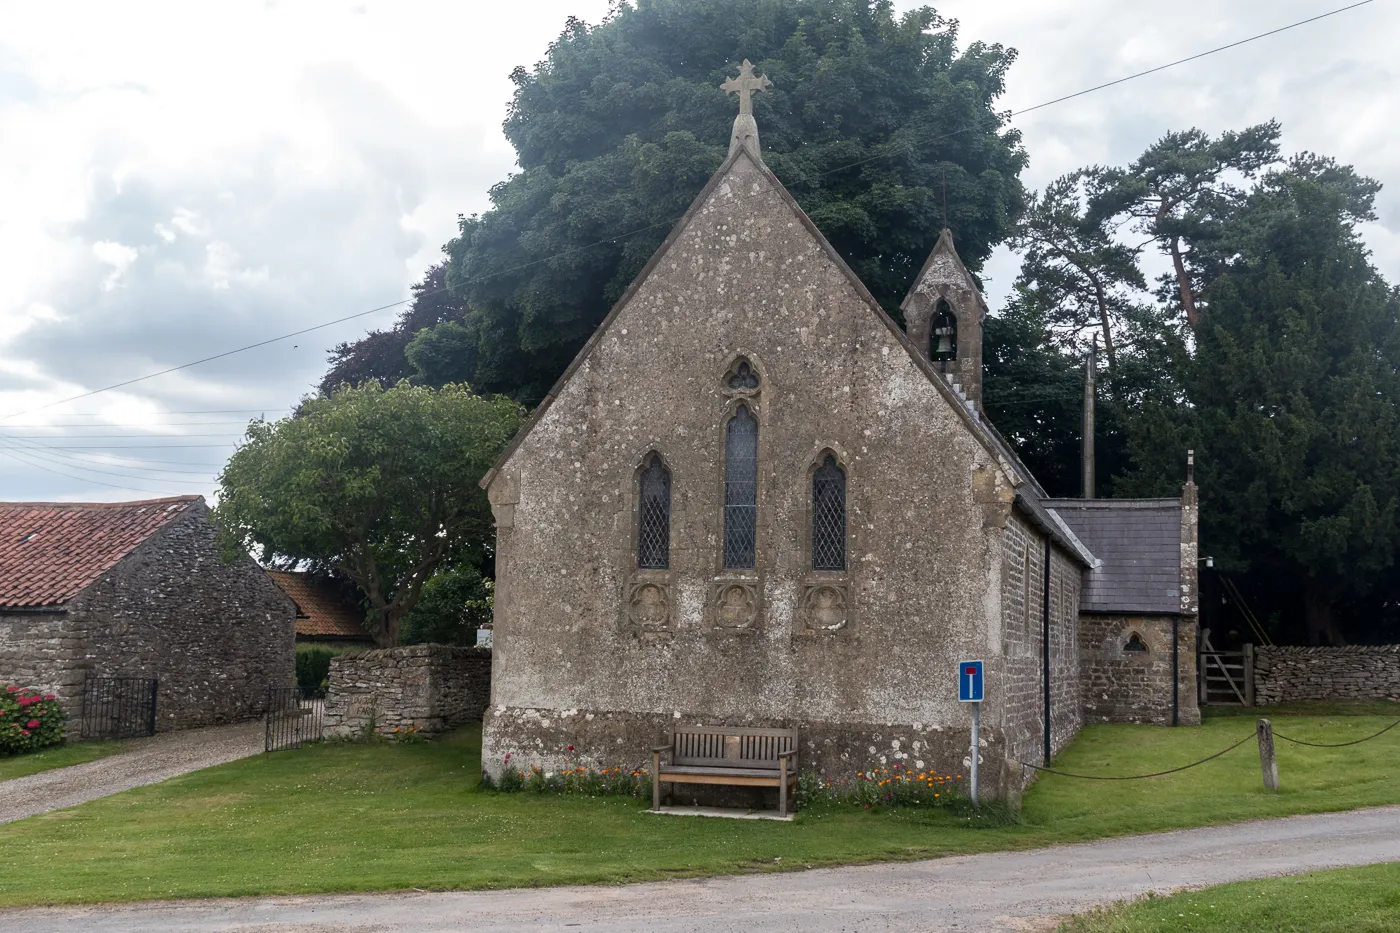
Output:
958,660,984,806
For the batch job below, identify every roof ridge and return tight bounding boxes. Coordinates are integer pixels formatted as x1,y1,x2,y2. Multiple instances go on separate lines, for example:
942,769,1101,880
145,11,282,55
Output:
0,495,203,510
1045,497,1182,509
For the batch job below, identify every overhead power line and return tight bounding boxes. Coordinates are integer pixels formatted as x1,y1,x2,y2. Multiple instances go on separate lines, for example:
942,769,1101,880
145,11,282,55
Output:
0,0,1375,430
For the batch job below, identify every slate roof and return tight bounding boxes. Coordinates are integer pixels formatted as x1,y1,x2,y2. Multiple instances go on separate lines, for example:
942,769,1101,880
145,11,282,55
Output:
0,496,202,609
267,571,371,640
1044,499,1183,614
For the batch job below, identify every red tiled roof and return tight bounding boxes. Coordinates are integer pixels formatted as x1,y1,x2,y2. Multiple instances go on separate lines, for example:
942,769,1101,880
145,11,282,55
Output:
0,496,203,609
267,571,372,639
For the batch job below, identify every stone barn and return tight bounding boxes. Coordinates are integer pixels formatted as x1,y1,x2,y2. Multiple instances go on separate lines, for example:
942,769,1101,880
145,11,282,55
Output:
0,495,295,732
479,64,1199,798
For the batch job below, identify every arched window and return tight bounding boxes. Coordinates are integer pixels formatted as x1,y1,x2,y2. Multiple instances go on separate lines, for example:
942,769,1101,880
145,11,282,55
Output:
723,405,758,569
726,359,760,391
637,454,671,570
1124,632,1148,653
931,300,958,364
811,454,846,571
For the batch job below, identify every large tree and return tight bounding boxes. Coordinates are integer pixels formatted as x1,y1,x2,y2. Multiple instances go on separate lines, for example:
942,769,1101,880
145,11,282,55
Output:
432,0,1026,401
214,382,524,647
1117,157,1400,644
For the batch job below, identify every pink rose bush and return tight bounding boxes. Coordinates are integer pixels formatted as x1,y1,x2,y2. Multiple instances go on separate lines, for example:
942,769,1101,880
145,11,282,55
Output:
1,686,66,755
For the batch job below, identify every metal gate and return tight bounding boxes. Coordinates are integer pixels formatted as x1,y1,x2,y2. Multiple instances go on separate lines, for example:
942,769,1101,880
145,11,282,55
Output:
265,686,326,752
81,676,158,739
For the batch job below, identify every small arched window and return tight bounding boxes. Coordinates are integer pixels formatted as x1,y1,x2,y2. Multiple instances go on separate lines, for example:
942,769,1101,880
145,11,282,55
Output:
726,359,760,391
637,454,671,570
811,454,846,571
1124,632,1148,653
931,300,958,363
723,405,758,569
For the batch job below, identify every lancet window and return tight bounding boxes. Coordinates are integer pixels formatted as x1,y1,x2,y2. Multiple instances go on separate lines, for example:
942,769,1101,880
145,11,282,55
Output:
723,405,758,569
637,454,671,570
811,455,847,571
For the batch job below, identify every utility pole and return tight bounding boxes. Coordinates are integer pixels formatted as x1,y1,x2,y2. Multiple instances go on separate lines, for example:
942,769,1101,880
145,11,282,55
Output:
1082,336,1097,499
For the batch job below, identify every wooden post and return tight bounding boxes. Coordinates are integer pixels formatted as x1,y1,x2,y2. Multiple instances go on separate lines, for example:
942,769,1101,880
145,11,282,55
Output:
652,748,661,811
1244,643,1256,707
1257,718,1279,792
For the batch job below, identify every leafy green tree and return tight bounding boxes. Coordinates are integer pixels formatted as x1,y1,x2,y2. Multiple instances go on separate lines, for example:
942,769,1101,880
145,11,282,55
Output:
439,0,1027,400
400,565,494,647
1118,160,1400,643
214,382,524,647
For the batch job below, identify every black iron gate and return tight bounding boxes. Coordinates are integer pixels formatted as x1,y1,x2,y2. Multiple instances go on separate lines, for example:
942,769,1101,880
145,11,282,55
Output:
81,676,158,739
265,686,326,752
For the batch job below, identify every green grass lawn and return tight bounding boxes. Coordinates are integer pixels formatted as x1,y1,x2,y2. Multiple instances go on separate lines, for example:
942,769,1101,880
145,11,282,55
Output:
0,704,1397,907
1058,862,1400,932
0,741,127,783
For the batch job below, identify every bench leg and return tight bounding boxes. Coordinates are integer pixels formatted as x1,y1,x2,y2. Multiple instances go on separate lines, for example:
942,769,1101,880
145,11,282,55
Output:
779,758,788,815
652,751,660,811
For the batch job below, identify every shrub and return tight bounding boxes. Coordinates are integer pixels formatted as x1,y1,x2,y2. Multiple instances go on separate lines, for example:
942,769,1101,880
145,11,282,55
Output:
295,647,335,692
1,686,66,755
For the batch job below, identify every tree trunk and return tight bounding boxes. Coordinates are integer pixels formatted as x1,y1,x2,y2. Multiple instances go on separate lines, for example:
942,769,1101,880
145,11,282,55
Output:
1303,580,1347,646
1169,237,1198,328
1089,276,1117,369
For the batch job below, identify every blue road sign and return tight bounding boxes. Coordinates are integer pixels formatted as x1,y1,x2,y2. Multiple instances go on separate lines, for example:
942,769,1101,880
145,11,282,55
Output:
958,660,984,703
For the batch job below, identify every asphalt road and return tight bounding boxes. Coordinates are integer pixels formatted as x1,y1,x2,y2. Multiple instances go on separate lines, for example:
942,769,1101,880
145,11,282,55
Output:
0,721,264,826
3,805,1398,932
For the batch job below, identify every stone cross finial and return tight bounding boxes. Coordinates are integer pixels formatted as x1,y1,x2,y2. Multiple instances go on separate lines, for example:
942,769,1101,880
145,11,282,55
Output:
721,60,771,116
722,60,771,158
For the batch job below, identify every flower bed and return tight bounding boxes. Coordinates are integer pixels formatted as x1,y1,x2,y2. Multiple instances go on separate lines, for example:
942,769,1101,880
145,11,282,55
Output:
797,761,964,809
1,686,66,755
488,750,650,798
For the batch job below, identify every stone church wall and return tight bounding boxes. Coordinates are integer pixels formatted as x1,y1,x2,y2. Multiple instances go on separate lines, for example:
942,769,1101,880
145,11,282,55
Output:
324,645,491,738
1255,645,1400,704
69,505,296,731
996,514,1083,791
1080,614,1200,726
483,151,1035,795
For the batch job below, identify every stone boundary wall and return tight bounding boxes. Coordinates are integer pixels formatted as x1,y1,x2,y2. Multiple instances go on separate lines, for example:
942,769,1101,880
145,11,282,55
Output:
324,644,491,739
1255,645,1400,705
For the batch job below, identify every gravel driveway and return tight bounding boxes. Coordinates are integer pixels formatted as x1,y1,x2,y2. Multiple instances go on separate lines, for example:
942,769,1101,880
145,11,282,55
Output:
2,804,1397,932
0,720,264,826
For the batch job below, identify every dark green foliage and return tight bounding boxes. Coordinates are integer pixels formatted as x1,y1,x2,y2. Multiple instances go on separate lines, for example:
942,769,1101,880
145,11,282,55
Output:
319,265,466,395
295,648,335,692
1116,159,1400,643
440,0,1026,400
400,565,493,647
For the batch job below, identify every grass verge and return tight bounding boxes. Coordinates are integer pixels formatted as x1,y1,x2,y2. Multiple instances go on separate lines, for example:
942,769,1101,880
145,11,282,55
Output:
0,741,127,783
0,704,1397,906
1058,862,1400,932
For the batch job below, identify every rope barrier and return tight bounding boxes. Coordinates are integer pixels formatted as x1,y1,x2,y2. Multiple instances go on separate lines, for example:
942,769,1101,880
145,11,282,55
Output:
1013,732,1257,780
1272,717,1400,748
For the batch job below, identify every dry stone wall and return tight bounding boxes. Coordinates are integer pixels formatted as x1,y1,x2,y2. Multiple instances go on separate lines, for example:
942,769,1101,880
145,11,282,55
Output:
324,644,490,738
1255,646,1400,704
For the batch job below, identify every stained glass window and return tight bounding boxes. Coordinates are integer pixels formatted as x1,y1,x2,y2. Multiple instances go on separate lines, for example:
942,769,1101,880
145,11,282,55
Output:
723,405,758,569
811,455,846,571
637,455,671,570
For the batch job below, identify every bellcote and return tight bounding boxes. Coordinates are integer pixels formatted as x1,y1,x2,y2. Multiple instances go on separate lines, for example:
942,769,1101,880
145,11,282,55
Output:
900,228,989,410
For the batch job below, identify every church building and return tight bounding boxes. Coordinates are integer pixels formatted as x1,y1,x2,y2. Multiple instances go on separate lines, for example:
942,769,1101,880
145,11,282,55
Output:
479,62,1199,798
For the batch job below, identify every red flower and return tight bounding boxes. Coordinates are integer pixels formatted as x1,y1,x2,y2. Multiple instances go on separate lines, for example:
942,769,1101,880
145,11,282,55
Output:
567,745,574,752
26,720,39,729
44,695,55,701
5,686,16,693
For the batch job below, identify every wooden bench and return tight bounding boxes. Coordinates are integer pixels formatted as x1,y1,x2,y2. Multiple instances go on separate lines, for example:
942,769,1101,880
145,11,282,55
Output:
652,726,799,815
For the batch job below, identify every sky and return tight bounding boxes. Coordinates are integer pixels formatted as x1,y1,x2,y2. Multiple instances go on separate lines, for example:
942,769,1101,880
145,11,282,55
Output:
0,0,1395,502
